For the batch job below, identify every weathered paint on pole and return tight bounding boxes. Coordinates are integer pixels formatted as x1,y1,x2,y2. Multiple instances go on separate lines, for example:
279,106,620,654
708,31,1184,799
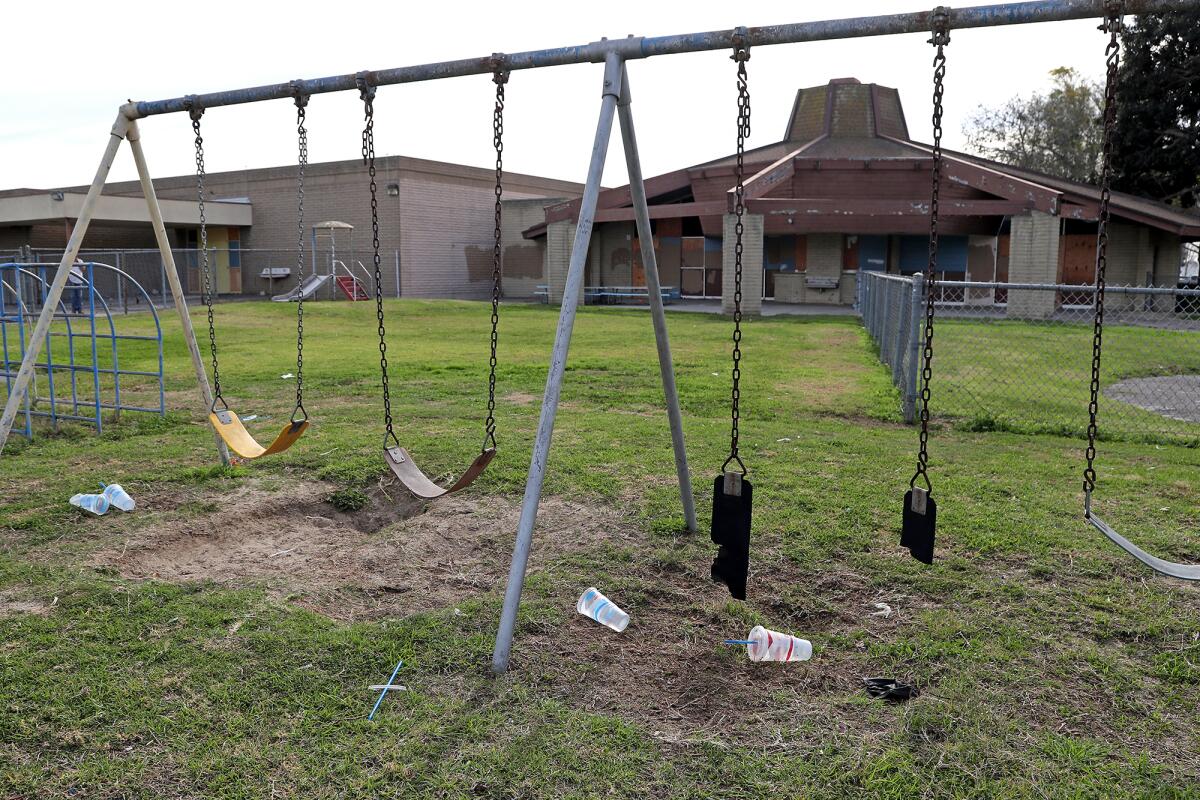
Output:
492,52,625,675
128,1,1197,119
0,114,130,455
617,64,697,533
126,120,231,466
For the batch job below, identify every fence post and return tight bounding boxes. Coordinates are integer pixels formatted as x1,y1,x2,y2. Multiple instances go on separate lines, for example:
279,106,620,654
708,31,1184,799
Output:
881,275,893,360
160,254,168,307
855,269,864,312
893,278,910,385
904,273,924,424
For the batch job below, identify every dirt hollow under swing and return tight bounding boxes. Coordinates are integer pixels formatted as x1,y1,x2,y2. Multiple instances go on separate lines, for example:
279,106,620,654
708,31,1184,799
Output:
94,478,636,622
84,476,931,742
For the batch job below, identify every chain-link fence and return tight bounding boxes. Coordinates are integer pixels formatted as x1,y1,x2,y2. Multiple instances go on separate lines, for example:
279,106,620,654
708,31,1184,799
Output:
3,248,393,310
858,270,1200,443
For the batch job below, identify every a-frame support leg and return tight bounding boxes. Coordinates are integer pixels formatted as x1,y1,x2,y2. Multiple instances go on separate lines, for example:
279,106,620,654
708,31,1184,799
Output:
492,52,624,674
127,119,230,466
617,64,696,533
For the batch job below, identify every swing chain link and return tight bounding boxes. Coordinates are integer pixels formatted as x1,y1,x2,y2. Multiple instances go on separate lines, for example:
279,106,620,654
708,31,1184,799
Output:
483,57,508,453
724,34,750,476
1084,3,1123,501
187,98,226,412
358,75,397,450
910,9,949,492
291,83,310,423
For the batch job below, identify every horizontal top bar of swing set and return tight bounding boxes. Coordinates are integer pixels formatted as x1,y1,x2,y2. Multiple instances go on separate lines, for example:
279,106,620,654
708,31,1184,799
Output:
127,0,1197,119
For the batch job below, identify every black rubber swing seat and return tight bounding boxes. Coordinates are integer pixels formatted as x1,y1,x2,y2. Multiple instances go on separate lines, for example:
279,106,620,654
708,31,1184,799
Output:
210,408,309,459
1087,512,1200,581
385,445,496,500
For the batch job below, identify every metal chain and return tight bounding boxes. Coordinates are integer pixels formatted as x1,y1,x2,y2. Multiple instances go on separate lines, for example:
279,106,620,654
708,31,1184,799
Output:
483,61,509,453
723,38,750,476
291,85,309,423
358,75,396,449
911,9,950,492
188,100,226,412
1085,4,1123,502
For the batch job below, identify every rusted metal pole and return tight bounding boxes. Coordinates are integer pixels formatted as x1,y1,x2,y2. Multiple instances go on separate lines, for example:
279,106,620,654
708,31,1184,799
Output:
126,1,1197,119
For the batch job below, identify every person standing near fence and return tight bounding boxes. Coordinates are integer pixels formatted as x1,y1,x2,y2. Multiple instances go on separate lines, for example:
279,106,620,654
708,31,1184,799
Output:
67,259,86,314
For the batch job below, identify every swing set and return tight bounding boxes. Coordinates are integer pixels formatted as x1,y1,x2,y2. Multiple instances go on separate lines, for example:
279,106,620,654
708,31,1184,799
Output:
0,1,1195,677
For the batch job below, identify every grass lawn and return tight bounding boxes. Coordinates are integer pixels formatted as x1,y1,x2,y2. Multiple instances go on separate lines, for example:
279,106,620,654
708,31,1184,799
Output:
1,299,1198,799
933,317,1200,442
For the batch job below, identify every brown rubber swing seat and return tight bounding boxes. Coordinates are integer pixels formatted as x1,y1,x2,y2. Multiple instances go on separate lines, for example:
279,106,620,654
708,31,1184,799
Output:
209,409,309,459
385,445,495,499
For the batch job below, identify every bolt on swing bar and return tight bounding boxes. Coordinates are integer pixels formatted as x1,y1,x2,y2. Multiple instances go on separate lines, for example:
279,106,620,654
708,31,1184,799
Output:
124,0,1195,120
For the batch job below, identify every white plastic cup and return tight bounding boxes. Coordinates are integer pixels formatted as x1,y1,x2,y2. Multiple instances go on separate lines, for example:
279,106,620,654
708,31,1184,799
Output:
576,587,629,632
69,493,111,516
746,625,812,662
101,483,135,512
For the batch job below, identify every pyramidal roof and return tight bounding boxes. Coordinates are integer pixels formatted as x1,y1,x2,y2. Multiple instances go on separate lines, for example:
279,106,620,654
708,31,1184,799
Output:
784,78,909,141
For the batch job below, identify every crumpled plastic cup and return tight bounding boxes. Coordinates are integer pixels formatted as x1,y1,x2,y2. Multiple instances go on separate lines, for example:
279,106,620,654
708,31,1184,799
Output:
576,587,629,632
70,493,111,516
101,483,135,512
746,625,812,662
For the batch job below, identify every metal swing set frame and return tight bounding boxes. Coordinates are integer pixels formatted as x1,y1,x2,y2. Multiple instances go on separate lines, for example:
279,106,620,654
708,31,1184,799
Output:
0,0,1194,674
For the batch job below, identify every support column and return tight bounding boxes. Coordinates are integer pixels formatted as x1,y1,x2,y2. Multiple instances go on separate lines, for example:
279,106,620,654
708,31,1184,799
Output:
545,220,575,305
1007,210,1060,319
127,120,230,466
721,213,763,316
617,64,696,533
492,52,623,675
0,113,130,455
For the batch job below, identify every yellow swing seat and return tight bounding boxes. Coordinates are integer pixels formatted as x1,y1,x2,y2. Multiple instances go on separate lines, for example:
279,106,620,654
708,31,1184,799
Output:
210,408,309,459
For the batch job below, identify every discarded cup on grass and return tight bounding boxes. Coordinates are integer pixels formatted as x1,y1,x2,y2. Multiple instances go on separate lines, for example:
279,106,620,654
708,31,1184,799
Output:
576,587,629,632
100,483,135,512
69,493,111,516
745,625,812,663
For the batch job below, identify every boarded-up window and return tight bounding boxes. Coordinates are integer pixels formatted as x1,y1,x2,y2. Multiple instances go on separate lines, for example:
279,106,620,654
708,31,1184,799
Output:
899,235,968,273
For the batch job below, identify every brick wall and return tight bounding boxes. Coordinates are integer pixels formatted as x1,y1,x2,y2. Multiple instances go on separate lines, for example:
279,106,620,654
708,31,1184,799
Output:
499,198,558,299
1008,211,1060,318
56,156,582,298
722,213,763,316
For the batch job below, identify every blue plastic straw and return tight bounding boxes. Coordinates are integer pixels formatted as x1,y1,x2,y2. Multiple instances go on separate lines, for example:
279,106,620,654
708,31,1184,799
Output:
723,639,757,646
368,658,404,721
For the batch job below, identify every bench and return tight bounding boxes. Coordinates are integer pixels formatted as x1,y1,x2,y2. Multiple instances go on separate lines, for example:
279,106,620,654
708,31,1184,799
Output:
534,285,680,305
805,275,840,290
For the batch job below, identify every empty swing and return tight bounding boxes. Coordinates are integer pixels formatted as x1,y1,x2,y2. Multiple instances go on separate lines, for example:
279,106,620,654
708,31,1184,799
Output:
899,10,951,565
710,37,753,600
1081,9,1199,581
187,89,312,459
357,69,506,500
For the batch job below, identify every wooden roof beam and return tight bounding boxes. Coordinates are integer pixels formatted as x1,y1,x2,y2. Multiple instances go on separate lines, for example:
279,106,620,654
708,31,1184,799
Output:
881,136,1061,214
726,137,828,212
545,168,693,223
748,198,1027,216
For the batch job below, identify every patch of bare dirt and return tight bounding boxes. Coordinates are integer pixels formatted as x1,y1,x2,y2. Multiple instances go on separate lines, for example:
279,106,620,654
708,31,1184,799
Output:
507,546,934,743
0,590,53,616
89,476,935,744
504,392,537,406
94,478,635,622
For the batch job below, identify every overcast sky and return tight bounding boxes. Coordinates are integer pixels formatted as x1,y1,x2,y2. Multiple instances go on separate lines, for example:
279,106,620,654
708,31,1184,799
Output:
1,1,1115,192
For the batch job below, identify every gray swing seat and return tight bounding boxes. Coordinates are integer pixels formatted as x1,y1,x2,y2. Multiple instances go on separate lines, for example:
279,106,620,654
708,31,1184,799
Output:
1086,494,1200,581
385,445,495,500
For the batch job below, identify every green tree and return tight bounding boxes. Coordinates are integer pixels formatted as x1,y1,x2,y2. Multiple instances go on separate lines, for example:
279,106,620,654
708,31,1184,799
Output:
1113,9,1200,208
963,67,1103,182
